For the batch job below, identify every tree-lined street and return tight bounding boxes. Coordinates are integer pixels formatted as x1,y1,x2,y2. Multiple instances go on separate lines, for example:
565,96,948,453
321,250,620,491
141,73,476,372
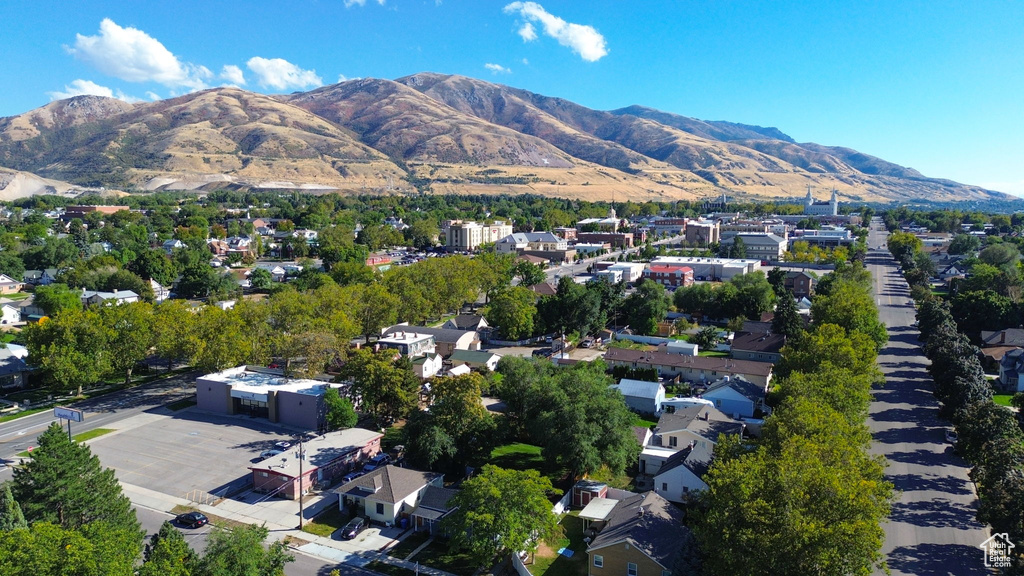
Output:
865,219,990,575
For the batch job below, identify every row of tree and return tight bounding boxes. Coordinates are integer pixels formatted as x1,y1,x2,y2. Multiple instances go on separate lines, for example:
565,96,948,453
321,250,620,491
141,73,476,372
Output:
695,263,894,576
916,299,1024,573
0,423,292,576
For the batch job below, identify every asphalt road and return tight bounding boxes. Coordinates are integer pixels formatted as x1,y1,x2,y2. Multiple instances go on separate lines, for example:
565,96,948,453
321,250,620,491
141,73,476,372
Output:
865,219,991,575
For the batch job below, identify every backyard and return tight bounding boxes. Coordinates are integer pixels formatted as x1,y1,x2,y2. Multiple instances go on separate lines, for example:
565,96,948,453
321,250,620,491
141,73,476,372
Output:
529,512,588,576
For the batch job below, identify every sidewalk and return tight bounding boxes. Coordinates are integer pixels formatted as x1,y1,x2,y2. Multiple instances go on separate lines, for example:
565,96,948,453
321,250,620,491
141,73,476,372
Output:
121,480,457,576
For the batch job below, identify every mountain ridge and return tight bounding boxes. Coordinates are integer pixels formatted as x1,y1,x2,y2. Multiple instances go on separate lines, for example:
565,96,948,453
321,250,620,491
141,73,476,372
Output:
0,72,1011,204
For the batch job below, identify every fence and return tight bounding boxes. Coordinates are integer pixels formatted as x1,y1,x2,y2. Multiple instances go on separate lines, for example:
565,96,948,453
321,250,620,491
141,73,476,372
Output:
551,489,573,515
511,553,533,576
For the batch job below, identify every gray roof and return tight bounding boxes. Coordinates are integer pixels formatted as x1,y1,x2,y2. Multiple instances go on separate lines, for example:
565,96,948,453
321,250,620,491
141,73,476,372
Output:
335,465,441,504
412,485,459,520
982,329,1024,348
653,406,743,443
383,325,477,345
497,232,561,244
0,345,30,377
587,491,691,568
610,378,663,401
702,375,766,403
447,314,487,330
603,348,774,377
656,443,713,480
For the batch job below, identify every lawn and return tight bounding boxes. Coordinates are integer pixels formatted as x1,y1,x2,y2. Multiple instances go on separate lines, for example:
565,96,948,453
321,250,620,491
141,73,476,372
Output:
410,541,479,576
993,394,1015,407
366,561,414,576
301,505,350,538
489,443,544,470
530,513,588,576
387,531,431,560
698,350,730,358
17,428,115,456
631,414,657,428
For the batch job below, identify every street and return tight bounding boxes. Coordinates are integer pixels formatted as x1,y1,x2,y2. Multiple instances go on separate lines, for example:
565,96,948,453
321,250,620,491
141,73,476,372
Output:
865,219,990,575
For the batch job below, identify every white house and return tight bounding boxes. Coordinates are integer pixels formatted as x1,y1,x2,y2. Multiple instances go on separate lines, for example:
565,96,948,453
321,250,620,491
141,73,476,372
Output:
651,444,712,501
81,289,140,308
412,353,443,379
609,378,666,415
665,340,698,356
335,465,444,526
162,239,186,254
150,279,171,303
607,262,646,284
0,303,20,325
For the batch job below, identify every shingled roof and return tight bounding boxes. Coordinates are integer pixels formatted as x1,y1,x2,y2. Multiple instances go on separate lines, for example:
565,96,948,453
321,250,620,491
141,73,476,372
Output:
334,465,441,504
587,491,691,568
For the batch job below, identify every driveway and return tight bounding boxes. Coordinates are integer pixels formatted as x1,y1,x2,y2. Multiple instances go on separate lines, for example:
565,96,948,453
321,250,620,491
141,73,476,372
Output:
865,220,990,575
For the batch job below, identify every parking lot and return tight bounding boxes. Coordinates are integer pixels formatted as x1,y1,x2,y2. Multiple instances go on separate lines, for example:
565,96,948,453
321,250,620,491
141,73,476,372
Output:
89,408,298,500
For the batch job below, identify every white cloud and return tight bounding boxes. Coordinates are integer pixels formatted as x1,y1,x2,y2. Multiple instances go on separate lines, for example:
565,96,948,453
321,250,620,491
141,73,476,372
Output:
145,91,161,101
503,2,608,62
338,74,348,83
518,22,537,42
47,79,142,102
246,57,323,90
343,0,385,6
522,58,529,65
68,18,210,90
484,63,512,74
219,65,246,86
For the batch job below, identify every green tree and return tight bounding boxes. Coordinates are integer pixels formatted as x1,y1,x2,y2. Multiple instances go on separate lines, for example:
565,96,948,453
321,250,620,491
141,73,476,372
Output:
405,218,439,249
513,261,547,287
771,294,804,338
346,283,399,340
141,521,198,576
485,286,537,340
32,283,83,316
98,302,154,385
810,281,888,349
338,349,419,425
950,290,1014,336
189,306,248,371
13,423,142,536
978,243,1020,267
948,233,981,255
691,325,720,350
24,308,109,396
152,300,196,370
0,484,27,531
196,524,293,576
324,387,358,430
621,280,669,336
249,267,273,290
775,323,880,381
887,231,922,261
767,266,787,297
729,271,776,320
0,521,141,576
441,465,563,568
673,282,716,316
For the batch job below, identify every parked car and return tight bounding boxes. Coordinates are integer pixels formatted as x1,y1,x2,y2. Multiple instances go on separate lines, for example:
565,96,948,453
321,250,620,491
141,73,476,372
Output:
259,449,284,461
341,471,365,484
341,517,366,539
945,430,958,443
362,453,391,472
175,512,209,528
274,441,292,450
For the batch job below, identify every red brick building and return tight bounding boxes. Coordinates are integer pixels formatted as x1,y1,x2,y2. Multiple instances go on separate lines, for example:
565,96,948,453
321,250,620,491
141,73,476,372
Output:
642,265,694,288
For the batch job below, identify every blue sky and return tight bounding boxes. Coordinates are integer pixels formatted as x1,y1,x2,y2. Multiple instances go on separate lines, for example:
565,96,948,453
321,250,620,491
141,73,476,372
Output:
2,1,1023,195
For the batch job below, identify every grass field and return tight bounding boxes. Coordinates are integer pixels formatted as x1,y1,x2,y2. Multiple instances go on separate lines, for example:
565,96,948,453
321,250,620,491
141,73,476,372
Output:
698,350,730,358
530,513,588,576
410,541,478,576
17,428,115,456
489,443,544,470
993,394,1015,407
301,506,350,538
631,414,657,428
387,531,431,559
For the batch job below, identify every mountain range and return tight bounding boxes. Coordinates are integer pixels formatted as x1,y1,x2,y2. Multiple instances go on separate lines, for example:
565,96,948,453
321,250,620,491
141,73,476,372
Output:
0,71,1009,204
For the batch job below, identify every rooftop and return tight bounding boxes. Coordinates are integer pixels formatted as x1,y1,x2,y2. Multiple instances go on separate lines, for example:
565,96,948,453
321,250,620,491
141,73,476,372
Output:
604,347,773,377
335,465,441,504
250,428,384,478
199,366,332,396
587,492,691,568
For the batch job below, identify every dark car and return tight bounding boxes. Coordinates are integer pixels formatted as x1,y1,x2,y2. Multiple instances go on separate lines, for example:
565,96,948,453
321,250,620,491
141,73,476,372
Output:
341,517,366,539
175,512,209,528
341,470,365,484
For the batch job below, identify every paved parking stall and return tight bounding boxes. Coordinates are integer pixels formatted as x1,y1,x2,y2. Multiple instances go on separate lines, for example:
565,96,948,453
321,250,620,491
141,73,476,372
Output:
89,408,297,500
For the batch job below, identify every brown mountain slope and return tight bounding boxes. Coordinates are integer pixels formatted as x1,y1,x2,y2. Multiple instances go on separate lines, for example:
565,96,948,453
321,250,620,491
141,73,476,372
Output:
0,73,1012,203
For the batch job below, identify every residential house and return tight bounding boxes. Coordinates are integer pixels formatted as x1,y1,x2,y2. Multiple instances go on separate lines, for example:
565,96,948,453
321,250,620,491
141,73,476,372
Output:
997,348,1024,392
377,332,436,359
443,315,489,332
664,340,698,356
80,289,140,308
939,263,967,280
527,282,558,297
586,491,694,576
603,348,774,388
0,302,20,325
649,444,712,501
336,465,445,526
647,405,742,453
449,350,501,372
150,279,171,303
410,485,458,535
162,239,186,254
730,331,786,363
22,269,58,286
784,271,816,299
0,275,24,294
641,265,693,288
980,329,1024,366
0,344,30,389
382,325,481,358
700,376,770,419
250,428,383,500
254,263,287,282
412,354,443,379
609,379,666,415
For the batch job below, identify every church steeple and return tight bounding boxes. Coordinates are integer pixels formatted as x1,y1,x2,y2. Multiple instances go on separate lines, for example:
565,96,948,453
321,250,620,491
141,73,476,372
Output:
805,185,814,207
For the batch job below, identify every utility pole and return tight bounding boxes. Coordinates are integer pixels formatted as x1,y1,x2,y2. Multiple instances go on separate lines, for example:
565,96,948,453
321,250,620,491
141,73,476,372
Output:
297,439,305,529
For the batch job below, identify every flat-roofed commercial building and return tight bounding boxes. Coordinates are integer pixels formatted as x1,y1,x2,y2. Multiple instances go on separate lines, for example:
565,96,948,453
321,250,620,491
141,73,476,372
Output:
196,366,343,431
